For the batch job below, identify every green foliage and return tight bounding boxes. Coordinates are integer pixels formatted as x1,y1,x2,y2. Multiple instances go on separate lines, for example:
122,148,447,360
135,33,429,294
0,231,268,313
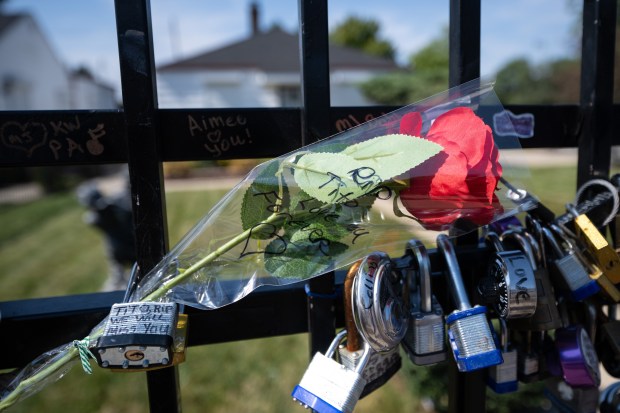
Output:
330,16,395,60
361,28,449,105
494,58,581,104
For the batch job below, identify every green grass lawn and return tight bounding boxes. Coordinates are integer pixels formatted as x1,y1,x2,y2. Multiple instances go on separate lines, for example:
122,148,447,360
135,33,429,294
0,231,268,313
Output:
0,166,582,412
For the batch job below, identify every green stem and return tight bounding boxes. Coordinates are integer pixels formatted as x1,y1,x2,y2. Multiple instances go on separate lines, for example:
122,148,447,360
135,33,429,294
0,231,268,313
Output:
0,211,285,412
142,211,283,302
0,347,78,411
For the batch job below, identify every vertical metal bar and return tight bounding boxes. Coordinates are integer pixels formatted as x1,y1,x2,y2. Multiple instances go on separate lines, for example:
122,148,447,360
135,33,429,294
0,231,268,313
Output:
449,0,481,87
297,0,337,357
448,1,487,412
113,1,180,412
577,0,617,187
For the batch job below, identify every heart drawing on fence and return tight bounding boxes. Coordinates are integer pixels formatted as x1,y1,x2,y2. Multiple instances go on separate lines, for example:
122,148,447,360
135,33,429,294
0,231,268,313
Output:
0,121,48,157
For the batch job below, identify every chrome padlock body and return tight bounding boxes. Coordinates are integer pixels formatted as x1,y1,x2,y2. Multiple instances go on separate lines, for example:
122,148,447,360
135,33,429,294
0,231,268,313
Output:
437,234,503,372
480,232,537,319
94,302,178,369
487,319,518,393
543,227,600,301
351,252,408,352
292,330,370,413
402,239,446,366
502,228,564,331
338,345,401,398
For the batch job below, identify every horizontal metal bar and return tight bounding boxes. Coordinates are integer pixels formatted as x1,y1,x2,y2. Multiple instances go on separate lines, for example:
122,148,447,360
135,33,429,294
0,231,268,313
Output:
0,244,491,369
0,104,603,166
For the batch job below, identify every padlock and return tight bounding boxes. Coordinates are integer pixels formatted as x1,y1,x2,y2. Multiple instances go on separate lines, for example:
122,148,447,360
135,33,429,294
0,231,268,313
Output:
551,301,601,388
401,239,447,366
544,377,599,413
567,203,620,284
501,228,563,331
436,234,503,372
351,252,408,353
597,304,620,378
292,329,370,413
516,330,543,383
487,319,518,393
338,257,402,398
94,302,179,370
477,232,537,319
553,215,620,302
542,226,601,301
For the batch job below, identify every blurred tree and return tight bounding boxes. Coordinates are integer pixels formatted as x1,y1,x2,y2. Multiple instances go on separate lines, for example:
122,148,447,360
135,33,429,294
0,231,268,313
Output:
330,16,395,60
494,57,580,104
361,28,449,105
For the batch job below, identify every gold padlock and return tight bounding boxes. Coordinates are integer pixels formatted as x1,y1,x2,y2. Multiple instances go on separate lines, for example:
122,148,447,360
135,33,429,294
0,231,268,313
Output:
552,222,620,302
568,204,620,284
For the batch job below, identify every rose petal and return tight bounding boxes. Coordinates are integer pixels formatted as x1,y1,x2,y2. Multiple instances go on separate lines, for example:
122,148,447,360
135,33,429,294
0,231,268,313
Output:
399,112,423,136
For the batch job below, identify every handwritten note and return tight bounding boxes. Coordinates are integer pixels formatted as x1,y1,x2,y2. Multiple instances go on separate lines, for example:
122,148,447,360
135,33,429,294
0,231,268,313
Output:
187,114,253,157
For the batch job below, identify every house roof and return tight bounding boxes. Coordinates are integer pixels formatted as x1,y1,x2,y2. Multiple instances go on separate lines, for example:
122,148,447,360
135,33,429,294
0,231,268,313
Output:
0,13,24,37
159,27,399,72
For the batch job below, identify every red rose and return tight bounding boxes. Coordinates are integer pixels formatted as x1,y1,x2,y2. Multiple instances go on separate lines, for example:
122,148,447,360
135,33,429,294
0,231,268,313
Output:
398,107,503,230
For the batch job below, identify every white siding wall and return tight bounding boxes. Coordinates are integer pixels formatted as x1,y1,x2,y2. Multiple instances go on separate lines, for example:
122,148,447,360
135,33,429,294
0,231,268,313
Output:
158,67,390,108
0,17,69,110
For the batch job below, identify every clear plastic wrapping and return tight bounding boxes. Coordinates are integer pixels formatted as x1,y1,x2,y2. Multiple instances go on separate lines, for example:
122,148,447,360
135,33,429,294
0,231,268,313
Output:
1,79,531,410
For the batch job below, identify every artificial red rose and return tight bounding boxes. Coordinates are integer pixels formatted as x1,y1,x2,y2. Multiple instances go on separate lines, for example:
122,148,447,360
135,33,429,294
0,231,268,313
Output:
398,107,503,230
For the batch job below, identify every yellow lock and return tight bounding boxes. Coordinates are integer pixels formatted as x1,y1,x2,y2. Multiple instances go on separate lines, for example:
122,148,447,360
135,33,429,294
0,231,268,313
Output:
552,221,620,303
569,204,620,284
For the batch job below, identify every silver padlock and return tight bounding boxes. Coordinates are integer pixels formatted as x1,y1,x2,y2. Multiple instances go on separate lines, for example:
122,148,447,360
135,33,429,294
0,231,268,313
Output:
478,232,537,319
501,227,564,331
542,226,600,301
436,234,503,372
94,302,178,369
351,252,408,353
338,258,402,398
487,319,518,393
292,329,371,413
517,331,543,383
401,239,447,365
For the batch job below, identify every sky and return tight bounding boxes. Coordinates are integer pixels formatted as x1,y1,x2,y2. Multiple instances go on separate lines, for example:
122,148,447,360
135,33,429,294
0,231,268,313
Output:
4,0,580,97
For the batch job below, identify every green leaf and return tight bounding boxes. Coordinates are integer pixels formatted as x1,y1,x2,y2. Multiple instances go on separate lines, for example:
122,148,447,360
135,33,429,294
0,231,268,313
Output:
293,134,442,204
264,236,348,278
241,160,289,238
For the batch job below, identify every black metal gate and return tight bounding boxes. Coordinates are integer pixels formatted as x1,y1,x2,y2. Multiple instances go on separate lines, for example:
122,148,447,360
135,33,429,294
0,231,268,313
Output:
0,1,617,412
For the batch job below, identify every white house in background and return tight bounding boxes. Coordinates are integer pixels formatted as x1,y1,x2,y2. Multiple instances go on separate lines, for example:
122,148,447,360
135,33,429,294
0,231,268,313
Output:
157,7,400,108
0,13,116,110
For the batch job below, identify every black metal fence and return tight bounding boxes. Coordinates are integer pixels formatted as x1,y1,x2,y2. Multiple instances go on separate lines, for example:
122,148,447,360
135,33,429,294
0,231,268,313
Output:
0,1,617,412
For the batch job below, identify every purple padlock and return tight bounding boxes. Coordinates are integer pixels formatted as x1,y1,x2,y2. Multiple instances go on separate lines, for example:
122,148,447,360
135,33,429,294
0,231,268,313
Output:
553,325,601,388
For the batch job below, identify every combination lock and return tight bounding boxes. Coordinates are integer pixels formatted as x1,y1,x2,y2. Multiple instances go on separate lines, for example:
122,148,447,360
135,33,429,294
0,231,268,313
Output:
478,232,537,319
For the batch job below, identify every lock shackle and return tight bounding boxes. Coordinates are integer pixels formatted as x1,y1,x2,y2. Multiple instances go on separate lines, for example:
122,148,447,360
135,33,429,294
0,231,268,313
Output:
549,223,578,254
498,318,510,352
436,234,471,311
541,226,565,259
501,229,538,270
325,329,349,358
526,216,547,266
406,239,432,313
485,232,505,252
344,260,362,352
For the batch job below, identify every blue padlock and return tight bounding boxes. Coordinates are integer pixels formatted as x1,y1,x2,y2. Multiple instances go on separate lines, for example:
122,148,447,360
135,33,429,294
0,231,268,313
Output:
437,234,503,372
